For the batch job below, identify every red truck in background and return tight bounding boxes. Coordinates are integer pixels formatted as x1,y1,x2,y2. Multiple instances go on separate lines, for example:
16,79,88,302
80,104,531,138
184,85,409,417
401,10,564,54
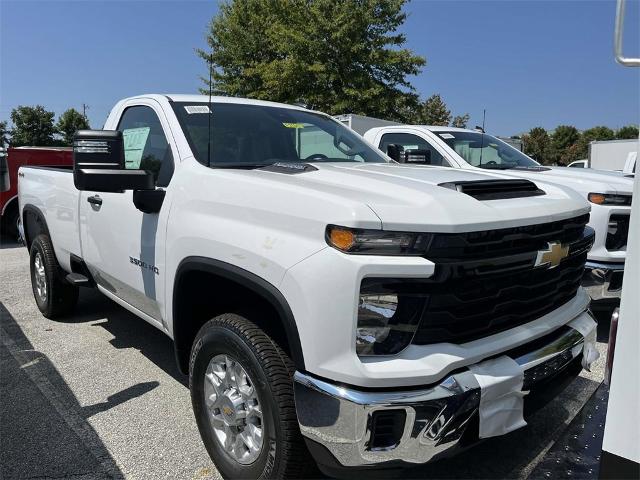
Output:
0,147,73,239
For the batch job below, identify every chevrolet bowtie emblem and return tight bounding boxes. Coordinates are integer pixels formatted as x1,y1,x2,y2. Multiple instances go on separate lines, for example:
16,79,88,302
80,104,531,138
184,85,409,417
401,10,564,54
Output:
535,241,569,269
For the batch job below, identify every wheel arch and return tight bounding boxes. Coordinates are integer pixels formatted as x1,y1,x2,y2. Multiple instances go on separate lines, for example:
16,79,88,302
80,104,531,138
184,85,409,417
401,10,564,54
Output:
1,194,18,217
172,256,305,375
21,204,52,250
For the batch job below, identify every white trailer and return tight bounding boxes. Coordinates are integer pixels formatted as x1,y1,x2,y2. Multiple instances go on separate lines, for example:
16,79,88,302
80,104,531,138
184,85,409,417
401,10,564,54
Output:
589,138,639,171
334,113,399,135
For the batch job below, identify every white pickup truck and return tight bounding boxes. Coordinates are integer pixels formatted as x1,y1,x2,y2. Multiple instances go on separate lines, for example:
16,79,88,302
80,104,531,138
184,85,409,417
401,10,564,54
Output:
338,114,634,301
19,94,599,479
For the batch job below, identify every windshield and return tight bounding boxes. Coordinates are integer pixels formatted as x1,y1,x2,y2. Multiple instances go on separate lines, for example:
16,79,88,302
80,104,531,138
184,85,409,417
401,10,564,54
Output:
436,131,540,169
171,102,388,167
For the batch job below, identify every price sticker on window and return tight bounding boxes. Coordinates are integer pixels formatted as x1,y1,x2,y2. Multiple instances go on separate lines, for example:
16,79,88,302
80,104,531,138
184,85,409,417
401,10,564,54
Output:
123,127,150,169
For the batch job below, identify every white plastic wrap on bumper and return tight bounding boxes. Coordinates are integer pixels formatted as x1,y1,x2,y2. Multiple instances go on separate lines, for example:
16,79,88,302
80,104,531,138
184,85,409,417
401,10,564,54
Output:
469,356,527,439
568,314,600,371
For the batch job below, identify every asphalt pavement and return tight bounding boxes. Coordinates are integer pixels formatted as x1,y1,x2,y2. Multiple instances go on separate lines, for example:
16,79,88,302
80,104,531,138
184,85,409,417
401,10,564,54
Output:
0,238,613,479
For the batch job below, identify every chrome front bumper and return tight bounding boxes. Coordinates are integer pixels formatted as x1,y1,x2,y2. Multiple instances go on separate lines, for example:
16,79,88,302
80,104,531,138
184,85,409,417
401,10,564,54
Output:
582,260,624,300
294,325,587,470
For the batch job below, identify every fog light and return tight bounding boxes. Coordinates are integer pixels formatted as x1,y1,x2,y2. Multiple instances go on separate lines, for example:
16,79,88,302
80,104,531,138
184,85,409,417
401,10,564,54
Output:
357,294,398,351
356,279,427,356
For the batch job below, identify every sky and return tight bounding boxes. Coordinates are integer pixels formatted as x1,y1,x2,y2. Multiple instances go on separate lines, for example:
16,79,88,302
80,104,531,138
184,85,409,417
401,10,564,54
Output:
1,0,639,136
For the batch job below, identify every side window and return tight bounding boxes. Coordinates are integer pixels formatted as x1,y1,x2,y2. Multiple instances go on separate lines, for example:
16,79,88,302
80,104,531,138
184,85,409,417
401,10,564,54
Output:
379,133,449,167
117,106,174,187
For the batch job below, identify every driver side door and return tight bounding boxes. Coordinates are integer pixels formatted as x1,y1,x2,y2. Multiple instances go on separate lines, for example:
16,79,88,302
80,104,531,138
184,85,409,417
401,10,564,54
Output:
79,102,175,327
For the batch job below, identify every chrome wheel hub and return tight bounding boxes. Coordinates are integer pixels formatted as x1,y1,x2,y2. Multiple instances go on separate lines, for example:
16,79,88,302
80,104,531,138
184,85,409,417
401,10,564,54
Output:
204,354,263,465
33,253,47,303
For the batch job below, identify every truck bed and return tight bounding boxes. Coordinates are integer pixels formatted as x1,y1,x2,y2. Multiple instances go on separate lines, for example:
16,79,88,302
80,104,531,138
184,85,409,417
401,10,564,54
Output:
18,166,81,271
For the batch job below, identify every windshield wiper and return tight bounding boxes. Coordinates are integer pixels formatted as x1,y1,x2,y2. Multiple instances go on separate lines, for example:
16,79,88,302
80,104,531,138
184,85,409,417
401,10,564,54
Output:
510,166,552,171
479,164,515,170
212,161,279,169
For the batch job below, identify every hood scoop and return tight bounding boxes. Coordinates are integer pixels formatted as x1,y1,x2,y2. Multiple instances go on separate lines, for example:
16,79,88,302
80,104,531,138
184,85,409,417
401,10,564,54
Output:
259,162,318,174
439,179,545,200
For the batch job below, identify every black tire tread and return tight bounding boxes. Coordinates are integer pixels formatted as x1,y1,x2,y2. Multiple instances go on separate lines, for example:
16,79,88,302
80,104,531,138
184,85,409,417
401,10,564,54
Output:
30,234,78,318
190,313,317,479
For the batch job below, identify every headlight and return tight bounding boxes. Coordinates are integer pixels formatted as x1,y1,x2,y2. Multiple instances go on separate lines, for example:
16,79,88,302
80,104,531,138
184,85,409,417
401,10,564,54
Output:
326,225,432,255
588,193,632,206
356,279,427,356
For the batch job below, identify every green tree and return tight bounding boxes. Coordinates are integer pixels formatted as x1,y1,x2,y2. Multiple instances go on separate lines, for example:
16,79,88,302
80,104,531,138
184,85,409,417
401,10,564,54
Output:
549,125,580,164
451,113,470,128
582,125,615,142
419,94,451,126
616,125,639,139
522,127,550,164
198,0,425,121
56,108,90,145
570,126,615,158
0,121,10,148
10,105,56,147
559,142,585,165
551,125,580,151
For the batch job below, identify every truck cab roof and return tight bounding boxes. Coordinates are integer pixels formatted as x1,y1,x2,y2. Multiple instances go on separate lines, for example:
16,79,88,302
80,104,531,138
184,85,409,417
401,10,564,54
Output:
123,93,311,112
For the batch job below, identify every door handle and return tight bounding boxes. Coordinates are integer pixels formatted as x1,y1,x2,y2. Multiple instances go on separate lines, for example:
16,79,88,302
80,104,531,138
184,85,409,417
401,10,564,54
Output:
87,195,102,206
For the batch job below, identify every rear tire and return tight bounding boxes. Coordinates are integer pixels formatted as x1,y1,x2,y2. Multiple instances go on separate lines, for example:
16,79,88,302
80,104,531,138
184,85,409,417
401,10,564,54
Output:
189,313,315,479
1,205,19,240
29,234,78,318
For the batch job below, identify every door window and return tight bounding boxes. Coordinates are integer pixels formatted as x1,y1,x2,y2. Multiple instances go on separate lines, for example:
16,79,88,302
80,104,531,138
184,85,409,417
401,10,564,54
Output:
379,133,449,166
117,106,174,187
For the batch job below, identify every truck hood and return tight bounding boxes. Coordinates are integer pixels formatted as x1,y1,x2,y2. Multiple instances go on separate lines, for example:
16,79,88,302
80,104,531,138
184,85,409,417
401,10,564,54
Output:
496,166,634,196
249,162,590,232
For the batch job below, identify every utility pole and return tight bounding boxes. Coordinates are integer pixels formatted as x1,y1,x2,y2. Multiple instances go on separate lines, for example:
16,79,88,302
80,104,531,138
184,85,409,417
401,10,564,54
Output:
82,103,89,120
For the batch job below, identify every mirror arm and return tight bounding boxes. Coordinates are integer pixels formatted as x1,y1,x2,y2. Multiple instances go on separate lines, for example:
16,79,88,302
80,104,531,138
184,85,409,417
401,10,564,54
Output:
133,188,165,214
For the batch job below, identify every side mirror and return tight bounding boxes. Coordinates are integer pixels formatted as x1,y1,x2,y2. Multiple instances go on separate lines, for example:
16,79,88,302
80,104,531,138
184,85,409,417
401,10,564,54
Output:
0,152,9,193
386,144,402,162
403,149,432,164
73,130,154,192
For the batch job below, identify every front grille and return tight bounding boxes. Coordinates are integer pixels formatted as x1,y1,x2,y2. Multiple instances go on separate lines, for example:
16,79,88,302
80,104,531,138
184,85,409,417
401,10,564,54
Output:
425,214,590,262
606,214,629,251
410,215,592,345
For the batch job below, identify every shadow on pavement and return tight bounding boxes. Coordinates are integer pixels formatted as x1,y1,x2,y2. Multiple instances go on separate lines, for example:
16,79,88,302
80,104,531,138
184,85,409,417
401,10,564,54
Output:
48,287,188,387
0,236,21,250
0,301,136,479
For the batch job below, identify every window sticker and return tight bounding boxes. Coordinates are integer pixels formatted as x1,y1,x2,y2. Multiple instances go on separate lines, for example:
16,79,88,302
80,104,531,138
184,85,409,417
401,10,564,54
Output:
123,127,150,169
403,144,419,150
184,105,211,114
282,122,305,129
439,133,455,139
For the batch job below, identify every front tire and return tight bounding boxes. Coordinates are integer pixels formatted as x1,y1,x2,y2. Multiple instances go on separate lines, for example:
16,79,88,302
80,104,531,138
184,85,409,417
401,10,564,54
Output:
189,314,314,479
29,234,78,318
